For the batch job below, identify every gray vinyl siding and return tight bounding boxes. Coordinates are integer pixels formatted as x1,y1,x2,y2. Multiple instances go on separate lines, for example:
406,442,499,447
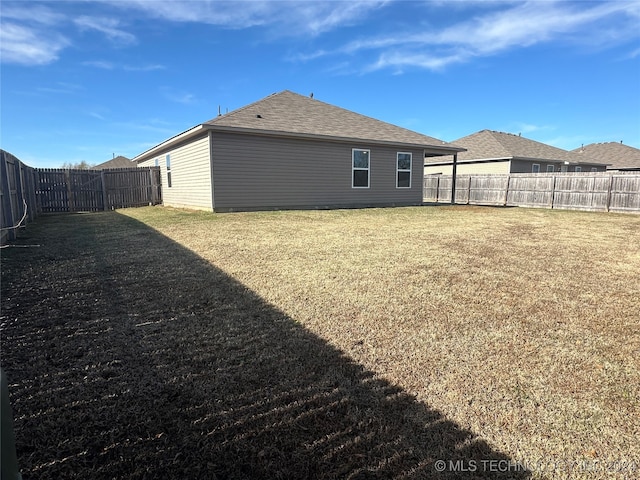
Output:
211,132,423,211
139,135,212,210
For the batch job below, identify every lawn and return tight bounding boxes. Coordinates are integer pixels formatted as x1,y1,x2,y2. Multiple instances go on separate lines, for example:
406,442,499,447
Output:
1,205,639,479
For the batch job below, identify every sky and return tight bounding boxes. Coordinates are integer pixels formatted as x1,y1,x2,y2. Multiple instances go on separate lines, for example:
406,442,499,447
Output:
1,0,639,168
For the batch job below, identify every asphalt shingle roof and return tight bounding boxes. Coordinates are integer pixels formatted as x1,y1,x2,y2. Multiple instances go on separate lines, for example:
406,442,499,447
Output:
445,130,604,164
94,156,134,169
205,90,457,150
572,142,640,170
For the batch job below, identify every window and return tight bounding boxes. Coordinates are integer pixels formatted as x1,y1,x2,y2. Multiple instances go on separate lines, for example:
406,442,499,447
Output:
396,152,412,188
166,154,172,188
591,167,597,172
575,166,582,172
546,165,555,172
155,158,159,167
532,163,540,173
352,149,370,188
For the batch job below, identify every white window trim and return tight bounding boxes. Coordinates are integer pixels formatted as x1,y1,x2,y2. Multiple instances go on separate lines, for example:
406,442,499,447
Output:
575,166,582,172
352,148,370,189
166,154,172,188
546,164,555,172
591,167,597,172
532,163,540,173
396,152,412,189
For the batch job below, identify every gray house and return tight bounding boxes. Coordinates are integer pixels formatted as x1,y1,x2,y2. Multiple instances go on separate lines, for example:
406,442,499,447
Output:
572,142,640,171
424,130,608,175
133,90,463,212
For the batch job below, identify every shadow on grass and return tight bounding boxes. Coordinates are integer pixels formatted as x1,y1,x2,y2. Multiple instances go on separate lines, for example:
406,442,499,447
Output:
1,211,531,479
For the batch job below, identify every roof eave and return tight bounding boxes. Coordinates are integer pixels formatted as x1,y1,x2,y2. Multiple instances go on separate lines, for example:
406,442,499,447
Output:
132,124,206,163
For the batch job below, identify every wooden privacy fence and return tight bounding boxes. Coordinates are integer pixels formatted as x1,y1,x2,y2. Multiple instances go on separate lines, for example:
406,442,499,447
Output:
2,149,163,243
1,150,38,243
35,167,161,213
424,172,640,213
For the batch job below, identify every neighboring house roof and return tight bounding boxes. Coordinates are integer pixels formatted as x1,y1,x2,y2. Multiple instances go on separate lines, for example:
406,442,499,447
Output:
425,130,607,166
94,156,134,169
572,142,640,170
134,90,463,162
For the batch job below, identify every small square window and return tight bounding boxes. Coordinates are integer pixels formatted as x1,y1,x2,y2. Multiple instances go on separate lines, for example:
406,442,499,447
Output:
575,166,582,172
546,165,554,172
532,163,540,173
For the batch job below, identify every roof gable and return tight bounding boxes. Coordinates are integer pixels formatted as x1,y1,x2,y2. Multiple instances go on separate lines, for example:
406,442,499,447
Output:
572,142,640,169
205,90,455,149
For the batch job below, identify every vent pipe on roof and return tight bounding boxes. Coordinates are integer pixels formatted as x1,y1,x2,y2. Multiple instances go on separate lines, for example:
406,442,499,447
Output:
310,92,314,99
218,105,221,117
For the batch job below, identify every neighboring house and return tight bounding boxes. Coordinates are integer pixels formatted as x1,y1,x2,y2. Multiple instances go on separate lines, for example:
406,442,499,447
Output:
133,90,463,212
572,142,640,171
424,130,608,175
94,156,134,169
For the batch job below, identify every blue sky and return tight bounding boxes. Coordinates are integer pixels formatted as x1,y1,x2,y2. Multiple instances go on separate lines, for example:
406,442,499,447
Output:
1,0,639,168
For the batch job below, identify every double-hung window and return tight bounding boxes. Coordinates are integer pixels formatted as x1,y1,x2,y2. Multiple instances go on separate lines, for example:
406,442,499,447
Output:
352,149,370,188
396,152,412,188
532,163,540,173
166,154,172,188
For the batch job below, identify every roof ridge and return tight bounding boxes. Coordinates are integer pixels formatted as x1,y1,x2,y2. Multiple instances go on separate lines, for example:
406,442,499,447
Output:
205,90,286,124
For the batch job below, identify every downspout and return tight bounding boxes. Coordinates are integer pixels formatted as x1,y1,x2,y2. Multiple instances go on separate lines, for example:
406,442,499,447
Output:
451,153,458,205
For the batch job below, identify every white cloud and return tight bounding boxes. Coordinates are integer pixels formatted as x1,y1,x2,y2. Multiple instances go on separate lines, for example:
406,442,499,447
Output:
83,60,115,70
0,22,69,65
159,87,196,104
82,61,166,71
97,0,388,36
73,16,137,45
331,0,640,72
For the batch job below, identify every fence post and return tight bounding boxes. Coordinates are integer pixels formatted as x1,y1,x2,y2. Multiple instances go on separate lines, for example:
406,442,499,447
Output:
101,171,108,211
503,175,511,206
64,169,74,212
550,175,556,209
450,153,458,205
606,174,614,212
0,152,16,242
150,167,159,205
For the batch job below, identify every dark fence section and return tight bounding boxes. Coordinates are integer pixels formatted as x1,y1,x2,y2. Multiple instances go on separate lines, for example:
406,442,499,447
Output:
424,172,640,213
35,167,161,213
1,150,38,244
1,149,162,244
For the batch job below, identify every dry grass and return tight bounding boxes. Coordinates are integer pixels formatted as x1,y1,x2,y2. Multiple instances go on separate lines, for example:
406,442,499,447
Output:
122,205,640,479
2,205,639,479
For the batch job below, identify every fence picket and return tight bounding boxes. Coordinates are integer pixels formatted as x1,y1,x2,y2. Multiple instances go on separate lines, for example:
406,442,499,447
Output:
424,172,639,213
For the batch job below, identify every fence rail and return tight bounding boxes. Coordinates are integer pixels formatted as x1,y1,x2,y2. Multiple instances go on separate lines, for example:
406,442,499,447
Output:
424,172,640,213
2,149,162,244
